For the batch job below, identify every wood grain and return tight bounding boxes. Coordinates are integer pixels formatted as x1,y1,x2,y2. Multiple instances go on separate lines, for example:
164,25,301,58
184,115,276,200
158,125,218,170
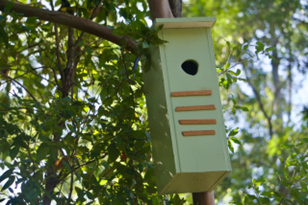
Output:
182,130,216,136
179,119,217,125
171,90,212,97
175,105,216,111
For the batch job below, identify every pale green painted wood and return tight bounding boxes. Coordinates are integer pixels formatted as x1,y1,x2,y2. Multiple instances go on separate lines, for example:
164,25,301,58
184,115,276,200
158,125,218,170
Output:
143,17,231,195
143,46,178,191
155,17,217,28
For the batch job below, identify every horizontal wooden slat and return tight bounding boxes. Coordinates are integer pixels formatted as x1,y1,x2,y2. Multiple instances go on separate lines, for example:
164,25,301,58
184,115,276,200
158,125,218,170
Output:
175,105,216,112
179,119,217,125
182,130,216,136
171,90,212,97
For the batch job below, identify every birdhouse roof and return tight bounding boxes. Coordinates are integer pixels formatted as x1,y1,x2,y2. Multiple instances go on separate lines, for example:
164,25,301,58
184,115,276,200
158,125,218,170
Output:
154,17,216,29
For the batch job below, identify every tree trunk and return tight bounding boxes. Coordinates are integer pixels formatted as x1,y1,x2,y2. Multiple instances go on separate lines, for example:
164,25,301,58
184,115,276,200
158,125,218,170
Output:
193,191,215,205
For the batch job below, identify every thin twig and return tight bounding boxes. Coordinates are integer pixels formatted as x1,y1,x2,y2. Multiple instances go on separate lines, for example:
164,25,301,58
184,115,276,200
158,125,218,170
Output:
16,43,40,54
12,66,46,79
121,50,136,109
59,154,107,182
50,66,61,88
0,72,40,106
0,107,28,112
50,0,64,82
26,140,36,173
243,67,273,137
74,0,104,47
68,161,74,200
68,134,78,200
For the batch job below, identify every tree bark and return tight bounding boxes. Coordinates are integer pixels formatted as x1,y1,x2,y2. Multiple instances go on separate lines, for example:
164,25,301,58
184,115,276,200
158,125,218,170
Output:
193,191,215,205
147,0,174,20
168,0,182,17
0,0,137,52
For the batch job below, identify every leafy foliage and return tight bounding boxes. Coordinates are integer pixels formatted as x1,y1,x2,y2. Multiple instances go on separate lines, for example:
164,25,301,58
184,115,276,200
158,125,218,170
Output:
0,0,185,204
184,0,308,204
1,0,308,204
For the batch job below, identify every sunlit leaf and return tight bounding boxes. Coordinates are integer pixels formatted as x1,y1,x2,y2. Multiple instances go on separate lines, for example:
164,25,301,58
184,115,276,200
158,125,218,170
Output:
1,176,15,191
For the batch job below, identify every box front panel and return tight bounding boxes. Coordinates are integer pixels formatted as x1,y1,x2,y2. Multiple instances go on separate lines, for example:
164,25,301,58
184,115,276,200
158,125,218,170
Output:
160,28,231,172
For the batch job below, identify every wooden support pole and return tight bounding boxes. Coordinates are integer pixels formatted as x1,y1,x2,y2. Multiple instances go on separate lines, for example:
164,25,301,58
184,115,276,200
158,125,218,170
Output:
193,191,215,205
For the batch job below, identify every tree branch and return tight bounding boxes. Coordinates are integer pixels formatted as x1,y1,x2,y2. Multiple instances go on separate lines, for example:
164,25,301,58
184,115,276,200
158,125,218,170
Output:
193,191,215,205
49,0,64,83
168,0,182,17
0,71,41,106
147,0,174,20
0,0,137,52
244,68,273,138
74,0,103,47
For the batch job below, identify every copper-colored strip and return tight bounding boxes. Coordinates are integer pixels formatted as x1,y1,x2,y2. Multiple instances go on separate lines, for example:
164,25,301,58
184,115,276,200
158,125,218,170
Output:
171,90,212,97
182,130,216,136
179,119,217,125
176,105,216,112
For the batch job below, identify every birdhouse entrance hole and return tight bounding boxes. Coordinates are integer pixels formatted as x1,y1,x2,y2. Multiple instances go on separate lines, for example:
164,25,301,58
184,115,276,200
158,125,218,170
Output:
181,60,198,76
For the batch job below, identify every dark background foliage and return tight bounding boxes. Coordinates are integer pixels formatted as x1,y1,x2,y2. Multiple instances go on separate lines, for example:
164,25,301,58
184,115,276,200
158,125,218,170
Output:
0,0,308,204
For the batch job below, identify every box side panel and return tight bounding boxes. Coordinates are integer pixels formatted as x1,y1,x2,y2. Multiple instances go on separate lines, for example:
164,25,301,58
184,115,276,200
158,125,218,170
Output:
206,28,232,170
160,28,231,172
143,46,177,193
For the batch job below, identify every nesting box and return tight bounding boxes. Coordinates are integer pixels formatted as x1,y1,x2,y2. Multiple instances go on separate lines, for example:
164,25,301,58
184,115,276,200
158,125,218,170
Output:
143,17,232,195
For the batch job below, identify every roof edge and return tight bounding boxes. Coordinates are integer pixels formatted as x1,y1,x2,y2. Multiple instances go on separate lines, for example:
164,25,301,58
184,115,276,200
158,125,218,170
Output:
154,17,216,29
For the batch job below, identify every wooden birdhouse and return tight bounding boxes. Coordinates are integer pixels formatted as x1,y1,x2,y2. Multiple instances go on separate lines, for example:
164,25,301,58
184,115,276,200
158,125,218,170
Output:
143,17,232,195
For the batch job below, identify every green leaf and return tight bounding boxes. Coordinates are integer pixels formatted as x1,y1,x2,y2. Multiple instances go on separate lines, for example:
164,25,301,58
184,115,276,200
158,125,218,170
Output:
238,78,247,82
100,88,108,102
142,41,149,48
63,109,74,119
36,143,50,161
108,143,119,162
235,69,241,76
252,178,265,186
281,143,293,149
243,44,249,51
9,145,19,159
1,176,15,191
62,160,72,172
0,25,8,47
302,138,308,143
256,41,265,49
21,26,32,31
265,47,274,52
4,2,14,12
86,191,95,200
229,202,242,205
245,194,258,201
226,73,233,84
255,41,265,55
235,105,249,112
0,169,13,183
226,41,230,47
259,197,270,203
229,127,239,137
285,155,293,168
224,63,230,69
230,137,243,145
227,140,234,153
